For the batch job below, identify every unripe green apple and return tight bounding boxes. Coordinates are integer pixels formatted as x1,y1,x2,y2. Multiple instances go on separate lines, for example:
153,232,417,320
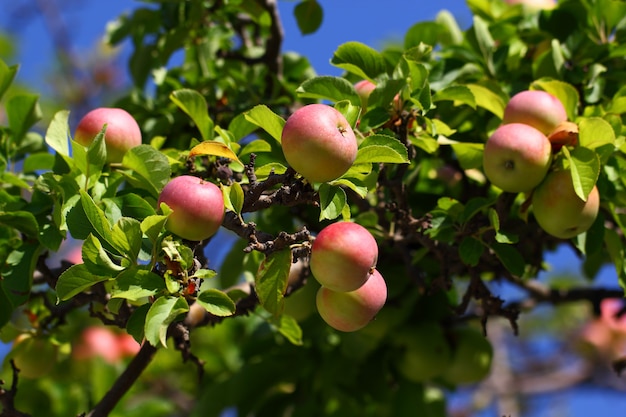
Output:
354,80,376,108
6,334,59,379
502,90,567,135
281,104,358,183
532,169,600,239
310,221,378,292
393,322,452,382
158,175,225,241
74,107,142,163
441,327,493,385
483,123,552,193
316,269,387,332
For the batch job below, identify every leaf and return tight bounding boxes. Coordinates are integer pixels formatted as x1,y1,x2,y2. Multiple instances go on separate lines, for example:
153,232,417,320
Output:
223,182,244,215
126,303,150,344
255,249,291,317
56,263,111,302
296,76,361,106
578,117,616,150
355,134,409,164
71,125,106,189
121,144,172,197
81,234,124,275
490,243,525,276
112,217,142,262
432,85,476,109
189,141,242,164
563,147,600,201
470,16,495,76
111,267,166,301
196,289,236,317
45,110,71,158
239,139,272,158
0,61,18,101
405,21,442,49
145,296,189,348
243,105,286,143
318,183,347,221
141,214,168,244
459,236,484,267
293,0,323,35
170,89,214,142
1,242,42,310
269,314,303,346
0,211,39,238
79,190,118,253
450,142,484,170
331,41,387,80
334,100,361,128
7,93,41,143
466,84,505,119
531,79,580,122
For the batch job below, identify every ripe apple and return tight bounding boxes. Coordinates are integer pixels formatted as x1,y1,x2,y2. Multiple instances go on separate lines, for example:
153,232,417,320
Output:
502,90,567,135
547,121,578,151
354,80,376,108
393,322,452,382
441,327,493,385
532,169,600,239
6,334,59,378
281,104,358,183
310,221,378,292
316,268,387,332
483,123,552,193
504,0,556,9
158,175,225,241
74,107,142,163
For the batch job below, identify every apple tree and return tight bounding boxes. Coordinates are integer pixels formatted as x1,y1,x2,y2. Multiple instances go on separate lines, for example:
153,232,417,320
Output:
1,0,626,415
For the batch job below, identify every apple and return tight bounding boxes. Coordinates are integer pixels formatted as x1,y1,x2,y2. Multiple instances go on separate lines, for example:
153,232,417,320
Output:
532,169,600,239
316,269,387,332
74,326,140,363
547,120,578,151
483,123,552,193
354,80,376,108
6,334,59,378
74,107,142,163
502,90,567,135
158,175,225,241
310,221,378,292
281,104,358,183
504,0,556,9
441,327,493,385
393,322,452,382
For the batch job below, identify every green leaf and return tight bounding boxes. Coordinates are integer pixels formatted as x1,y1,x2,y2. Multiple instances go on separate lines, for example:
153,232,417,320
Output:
82,233,124,275
578,117,616,150
170,89,214,142
196,289,236,317
466,84,505,119
112,267,166,301
126,303,150,344
450,142,484,170
0,211,39,238
318,183,347,221
141,214,168,244
223,182,244,215
71,125,106,189
112,217,142,262
531,79,580,122
145,296,189,347
405,21,442,49
563,147,600,201
239,139,272,158
45,110,71,158
432,85,476,109
243,105,286,143
0,61,18,101
331,41,387,80
490,243,525,276
255,249,291,317
7,93,41,143
1,242,42,310
355,134,409,164
470,16,495,76
334,100,361,128
79,190,118,252
296,76,361,106
459,237,484,266
121,145,172,197
269,314,303,346
294,0,323,35
56,263,111,302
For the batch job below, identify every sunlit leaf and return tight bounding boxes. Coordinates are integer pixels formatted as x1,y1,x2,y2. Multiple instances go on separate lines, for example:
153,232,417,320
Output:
145,296,189,348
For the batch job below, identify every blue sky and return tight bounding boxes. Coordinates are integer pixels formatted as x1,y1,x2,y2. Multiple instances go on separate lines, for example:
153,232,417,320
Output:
2,1,626,416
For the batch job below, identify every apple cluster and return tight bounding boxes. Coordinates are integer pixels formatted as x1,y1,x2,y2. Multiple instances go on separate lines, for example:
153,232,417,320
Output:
482,90,600,239
394,324,493,385
310,221,387,332
281,104,358,183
